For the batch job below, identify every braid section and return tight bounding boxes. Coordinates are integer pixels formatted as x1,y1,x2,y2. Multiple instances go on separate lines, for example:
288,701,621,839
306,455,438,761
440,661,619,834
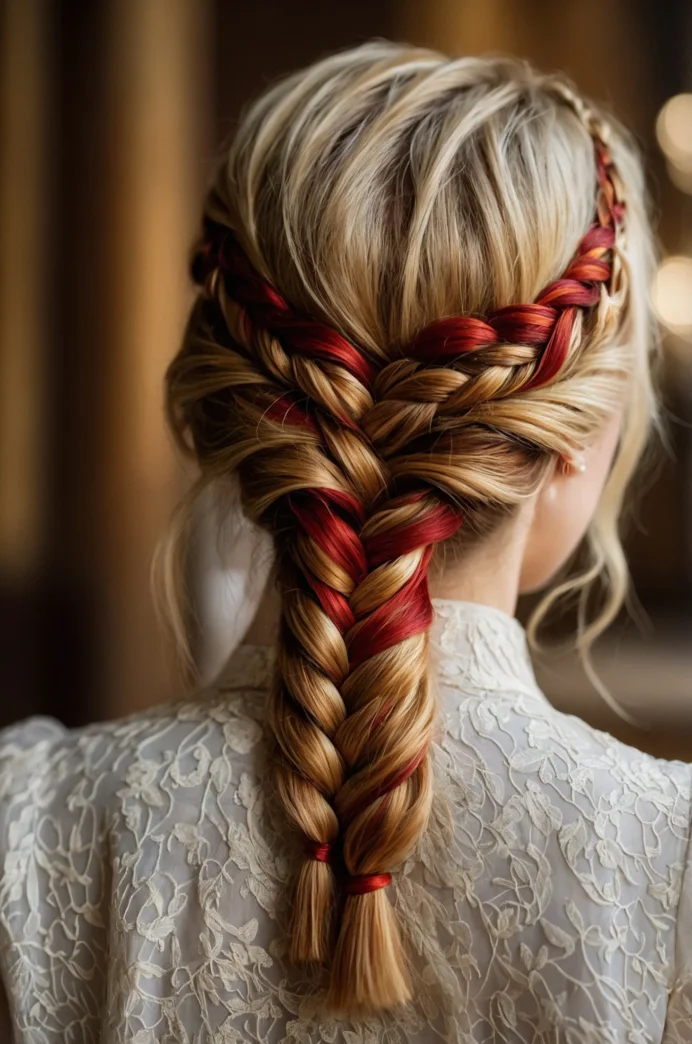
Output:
324,492,461,1012
174,231,387,964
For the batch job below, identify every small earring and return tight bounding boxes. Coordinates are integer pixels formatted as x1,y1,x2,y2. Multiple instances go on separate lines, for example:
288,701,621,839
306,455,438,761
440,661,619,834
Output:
562,454,587,475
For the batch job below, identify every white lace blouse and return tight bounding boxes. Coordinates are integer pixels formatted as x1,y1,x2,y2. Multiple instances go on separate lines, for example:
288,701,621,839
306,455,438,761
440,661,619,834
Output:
0,599,690,1043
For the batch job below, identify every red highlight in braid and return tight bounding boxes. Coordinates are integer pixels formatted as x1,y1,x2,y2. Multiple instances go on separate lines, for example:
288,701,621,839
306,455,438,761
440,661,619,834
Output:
289,488,368,634
405,136,624,386
364,499,463,567
347,549,434,668
348,495,463,667
290,493,368,582
199,228,375,389
342,744,428,825
265,395,318,431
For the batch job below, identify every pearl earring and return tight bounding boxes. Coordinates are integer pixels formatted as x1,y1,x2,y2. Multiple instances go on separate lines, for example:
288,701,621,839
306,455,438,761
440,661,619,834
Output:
562,454,587,475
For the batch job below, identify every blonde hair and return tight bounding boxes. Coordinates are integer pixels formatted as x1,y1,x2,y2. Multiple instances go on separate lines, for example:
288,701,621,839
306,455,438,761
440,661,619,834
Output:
161,41,658,1016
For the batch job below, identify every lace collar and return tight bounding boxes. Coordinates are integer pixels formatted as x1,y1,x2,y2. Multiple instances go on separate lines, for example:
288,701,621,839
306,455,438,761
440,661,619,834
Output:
215,599,548,707
429,598,547,704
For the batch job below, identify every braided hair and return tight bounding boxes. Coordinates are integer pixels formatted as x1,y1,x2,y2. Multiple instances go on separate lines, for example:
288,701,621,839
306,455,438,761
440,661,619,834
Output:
164,42,656,1016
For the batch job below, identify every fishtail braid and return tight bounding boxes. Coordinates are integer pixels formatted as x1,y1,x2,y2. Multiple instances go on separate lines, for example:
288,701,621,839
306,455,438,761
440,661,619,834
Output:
325,124,627,1014
171,229,387,963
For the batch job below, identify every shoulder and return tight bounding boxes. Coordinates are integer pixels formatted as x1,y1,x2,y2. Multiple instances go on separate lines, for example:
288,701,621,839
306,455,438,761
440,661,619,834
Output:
0,715,67,750
438,675,692,885
438,665,692,808
428,675,692,1038
0,681,268,814
0,681,287,1041
0,681,271,895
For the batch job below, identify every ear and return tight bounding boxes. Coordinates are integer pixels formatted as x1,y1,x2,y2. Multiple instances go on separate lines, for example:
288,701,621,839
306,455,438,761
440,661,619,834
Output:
535,451,588,512
519,453,590,592
520,415,621,594
558,453,587,477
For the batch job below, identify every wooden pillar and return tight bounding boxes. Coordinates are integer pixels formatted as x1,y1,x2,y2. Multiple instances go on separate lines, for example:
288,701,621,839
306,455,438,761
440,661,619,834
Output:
97,0,212,717
0,0,51,722
399,0,649,130
0,0,48,580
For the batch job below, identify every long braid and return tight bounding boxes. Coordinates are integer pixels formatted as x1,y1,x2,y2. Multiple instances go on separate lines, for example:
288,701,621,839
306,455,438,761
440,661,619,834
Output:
324,169,627,1010
329,126,627,1014
181,229,388,963
166,55,630,1015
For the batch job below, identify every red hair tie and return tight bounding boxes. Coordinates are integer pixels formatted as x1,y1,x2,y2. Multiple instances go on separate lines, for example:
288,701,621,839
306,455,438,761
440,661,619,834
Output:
304,841,331,864
344,872,393,895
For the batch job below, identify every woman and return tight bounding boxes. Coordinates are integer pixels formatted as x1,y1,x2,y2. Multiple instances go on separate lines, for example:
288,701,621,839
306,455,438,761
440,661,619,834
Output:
0,40,690,1044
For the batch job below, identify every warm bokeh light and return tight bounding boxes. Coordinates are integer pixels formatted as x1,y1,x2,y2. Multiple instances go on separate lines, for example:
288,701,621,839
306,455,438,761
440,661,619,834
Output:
666,157,692,194
652,255,692,336
656,93,692,177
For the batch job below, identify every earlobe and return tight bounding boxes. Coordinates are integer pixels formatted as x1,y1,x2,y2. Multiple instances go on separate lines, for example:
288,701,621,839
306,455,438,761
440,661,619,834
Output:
560,453,587,476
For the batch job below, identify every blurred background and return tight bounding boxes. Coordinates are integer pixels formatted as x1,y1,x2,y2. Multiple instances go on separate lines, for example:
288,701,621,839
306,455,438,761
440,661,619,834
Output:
1,0,691,755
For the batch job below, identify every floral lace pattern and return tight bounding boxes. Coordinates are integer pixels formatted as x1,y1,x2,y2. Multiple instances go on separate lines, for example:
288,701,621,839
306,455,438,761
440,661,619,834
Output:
0,599,690,1043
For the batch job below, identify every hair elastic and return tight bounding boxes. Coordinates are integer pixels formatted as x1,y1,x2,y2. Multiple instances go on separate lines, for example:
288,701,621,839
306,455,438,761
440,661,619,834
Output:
343,873,393,895
304,841,332,864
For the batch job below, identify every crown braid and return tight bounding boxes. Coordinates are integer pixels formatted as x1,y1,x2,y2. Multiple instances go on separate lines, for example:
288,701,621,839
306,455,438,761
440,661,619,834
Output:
366,133,625,462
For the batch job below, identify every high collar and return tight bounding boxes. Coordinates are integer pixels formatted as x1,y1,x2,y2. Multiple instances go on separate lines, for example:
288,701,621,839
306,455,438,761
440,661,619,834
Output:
429,598,544,702
215,598,545,706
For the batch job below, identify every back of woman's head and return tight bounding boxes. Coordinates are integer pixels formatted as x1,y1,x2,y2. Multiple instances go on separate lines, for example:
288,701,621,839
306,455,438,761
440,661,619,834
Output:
164,40,657,1016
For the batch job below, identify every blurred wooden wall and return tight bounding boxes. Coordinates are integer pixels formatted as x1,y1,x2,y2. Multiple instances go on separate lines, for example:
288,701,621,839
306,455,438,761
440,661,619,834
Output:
0,0,395,726
0,0,212,724
0,0,51,722
0,0,689,735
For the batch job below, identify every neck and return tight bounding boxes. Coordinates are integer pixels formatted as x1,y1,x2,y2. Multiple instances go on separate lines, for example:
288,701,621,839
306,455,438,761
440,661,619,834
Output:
242,514,530,647
428,519,527,615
